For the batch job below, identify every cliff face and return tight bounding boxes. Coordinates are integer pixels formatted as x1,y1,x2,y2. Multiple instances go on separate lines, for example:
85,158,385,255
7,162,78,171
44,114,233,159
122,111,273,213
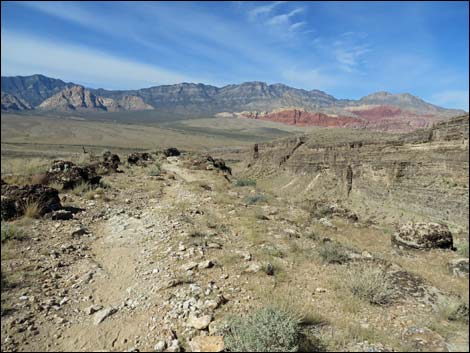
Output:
1,92,31,111
38,86,154,112
244,115,469,230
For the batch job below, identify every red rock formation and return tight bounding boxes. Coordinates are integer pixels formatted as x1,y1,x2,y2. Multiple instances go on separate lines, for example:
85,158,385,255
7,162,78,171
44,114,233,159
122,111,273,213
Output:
239,106,449,133
241,109,363,127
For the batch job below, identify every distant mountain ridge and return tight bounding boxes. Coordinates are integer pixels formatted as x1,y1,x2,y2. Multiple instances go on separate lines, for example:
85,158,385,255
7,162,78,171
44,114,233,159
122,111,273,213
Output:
1,74,466,132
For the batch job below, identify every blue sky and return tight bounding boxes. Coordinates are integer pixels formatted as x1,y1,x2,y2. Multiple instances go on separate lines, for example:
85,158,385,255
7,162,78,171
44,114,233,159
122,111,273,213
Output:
1,1,469,109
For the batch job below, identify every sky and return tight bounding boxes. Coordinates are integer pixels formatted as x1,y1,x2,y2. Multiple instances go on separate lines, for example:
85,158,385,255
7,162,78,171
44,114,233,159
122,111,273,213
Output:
1,1,469,110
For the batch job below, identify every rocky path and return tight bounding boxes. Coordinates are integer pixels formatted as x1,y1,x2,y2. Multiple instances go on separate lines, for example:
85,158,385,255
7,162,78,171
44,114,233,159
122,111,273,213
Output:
2,155,468,352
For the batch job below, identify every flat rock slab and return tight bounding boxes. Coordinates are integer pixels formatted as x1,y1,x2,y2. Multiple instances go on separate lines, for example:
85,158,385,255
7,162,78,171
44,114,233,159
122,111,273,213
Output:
94,307,117,325
189,335,224,352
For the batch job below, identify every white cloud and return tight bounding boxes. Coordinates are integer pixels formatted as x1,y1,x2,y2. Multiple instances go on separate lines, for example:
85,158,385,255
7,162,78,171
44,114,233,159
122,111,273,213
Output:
289,22,306,31
1,32,208,89
248,1,286,20
267,8,303,26
431,90,469,110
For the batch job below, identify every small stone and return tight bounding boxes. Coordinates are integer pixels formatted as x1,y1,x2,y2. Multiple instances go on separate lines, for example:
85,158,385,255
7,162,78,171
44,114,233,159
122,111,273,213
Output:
198,260,214,269
154,341,166,352
244,263,262,273
187,314,213,330
182,262,198,271
71,227,88,237
265,263,274,276
93,307,117,325
85,304,103,315
166,339,181,352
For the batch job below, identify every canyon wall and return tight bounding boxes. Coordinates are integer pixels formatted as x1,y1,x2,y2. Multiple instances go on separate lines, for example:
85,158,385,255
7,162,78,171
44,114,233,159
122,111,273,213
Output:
244,115,469,231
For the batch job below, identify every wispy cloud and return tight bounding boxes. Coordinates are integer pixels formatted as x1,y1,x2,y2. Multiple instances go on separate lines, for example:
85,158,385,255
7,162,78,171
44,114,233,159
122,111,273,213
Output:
267,8,303,26
248,1,286,20
289,21,306,31
334,43,371,73
431,90,469,110
1,32,209,89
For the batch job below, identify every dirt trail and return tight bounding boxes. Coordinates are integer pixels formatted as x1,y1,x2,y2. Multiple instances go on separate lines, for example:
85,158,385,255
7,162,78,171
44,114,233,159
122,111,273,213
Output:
50,162,198,351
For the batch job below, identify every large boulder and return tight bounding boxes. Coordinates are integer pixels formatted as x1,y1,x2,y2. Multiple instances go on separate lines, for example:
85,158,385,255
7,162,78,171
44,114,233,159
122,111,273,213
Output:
100,151,121,172
1,184,62,220
46,160,101,189
392,222,453,250
163,147,181,157
127,152,154,166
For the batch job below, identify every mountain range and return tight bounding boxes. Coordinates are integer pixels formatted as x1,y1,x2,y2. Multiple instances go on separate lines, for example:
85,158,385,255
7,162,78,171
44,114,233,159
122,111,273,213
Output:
1,74,466,132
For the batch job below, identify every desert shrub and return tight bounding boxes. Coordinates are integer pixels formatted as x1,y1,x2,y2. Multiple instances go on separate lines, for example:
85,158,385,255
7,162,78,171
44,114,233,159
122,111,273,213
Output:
345,266,398,305
22,200,42,219
99,179,112,189
245,194,267,205
1,223,27,243
457,242,469,258
148,166,161,176
436,296,469,323
71,181,92,195
318,242,350,264
224,306,302,352
235,178,257,187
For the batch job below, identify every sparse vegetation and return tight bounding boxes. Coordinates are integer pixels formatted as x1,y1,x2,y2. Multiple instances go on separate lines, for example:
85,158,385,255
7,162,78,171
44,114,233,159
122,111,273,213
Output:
224,306,303,352
235,178,257,187
22,200,42,219
345,266,398,305
71,181,93,195
148,166,161,176
245,194,268,205
318,241,350,264
457,242,469,258
435,296,469,323
1,223,27,243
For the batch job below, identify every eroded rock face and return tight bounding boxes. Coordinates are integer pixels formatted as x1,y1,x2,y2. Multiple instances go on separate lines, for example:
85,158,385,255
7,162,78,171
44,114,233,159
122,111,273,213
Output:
392,223,453,250
1,184,61,220
47,160,101,190
127,152,154,166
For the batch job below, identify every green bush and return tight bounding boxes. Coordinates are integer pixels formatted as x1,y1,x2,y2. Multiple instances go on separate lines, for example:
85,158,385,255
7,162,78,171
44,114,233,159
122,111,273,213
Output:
245,194,267,205
224,306,302,352
318,242,350,264
457,242,469,258
235,178,257,187
436,296,469,323
345,266,398,305
148,166,161,176
1,223,27,243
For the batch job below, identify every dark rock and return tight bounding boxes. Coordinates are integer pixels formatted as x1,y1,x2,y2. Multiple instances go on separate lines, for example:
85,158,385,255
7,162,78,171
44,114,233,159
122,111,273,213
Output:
127,152,154,166
392,222,453,250
207,156,232,175
46,160,101,189
98,151,121,172
1,184,62,220
163,147,181,157
265,263,274,276
50,209,74,220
